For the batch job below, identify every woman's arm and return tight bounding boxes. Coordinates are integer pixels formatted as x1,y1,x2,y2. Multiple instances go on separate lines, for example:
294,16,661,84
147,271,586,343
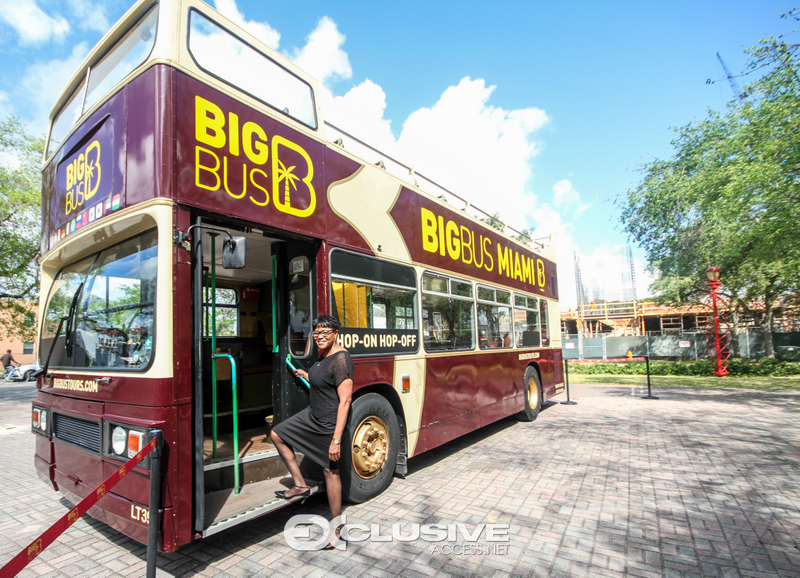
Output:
329,377,353,461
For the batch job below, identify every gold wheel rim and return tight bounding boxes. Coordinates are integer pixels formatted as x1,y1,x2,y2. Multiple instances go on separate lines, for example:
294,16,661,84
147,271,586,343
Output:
528,375,539,409
351,416,389,479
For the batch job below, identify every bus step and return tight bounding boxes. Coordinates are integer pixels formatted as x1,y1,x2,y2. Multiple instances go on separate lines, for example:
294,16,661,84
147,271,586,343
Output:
203,479,322,537
203,450,287,492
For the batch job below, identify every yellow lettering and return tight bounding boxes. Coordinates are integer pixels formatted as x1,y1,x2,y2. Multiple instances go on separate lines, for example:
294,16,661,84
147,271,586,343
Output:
76,153,85,181
228,112,240,156
460,226,473,265
243,121,268,164
223,156,247,199
514,252,522,281
272,135,316,217
497,245,511,277
66,163,74,190
537,259,546,288
445,220,460,260
483,237,494,271
248,167,269,206
84,140,101,201
437,216,446,256
195,96,226,149
421,207,438,253
195,146,221,191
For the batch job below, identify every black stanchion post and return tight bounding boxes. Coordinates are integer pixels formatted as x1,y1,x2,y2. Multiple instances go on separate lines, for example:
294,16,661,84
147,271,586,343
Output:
147,430,163,578
561,358,577,405
641,355,659,399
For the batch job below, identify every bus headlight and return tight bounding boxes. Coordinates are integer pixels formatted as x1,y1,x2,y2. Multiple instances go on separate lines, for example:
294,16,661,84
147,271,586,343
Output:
111,426,128,456
32,406,48,434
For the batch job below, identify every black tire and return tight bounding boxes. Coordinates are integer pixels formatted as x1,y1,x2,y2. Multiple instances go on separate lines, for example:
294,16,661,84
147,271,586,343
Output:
24,371,33,382
340,393,399,503
516,366,542,422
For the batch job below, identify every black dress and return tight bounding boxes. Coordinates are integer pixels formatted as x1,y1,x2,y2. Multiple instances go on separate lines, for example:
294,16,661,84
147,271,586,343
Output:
272,350,354,469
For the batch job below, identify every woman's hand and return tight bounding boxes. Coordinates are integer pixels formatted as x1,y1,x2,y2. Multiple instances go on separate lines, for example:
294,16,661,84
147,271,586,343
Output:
292,368,309,381
329,440,341,462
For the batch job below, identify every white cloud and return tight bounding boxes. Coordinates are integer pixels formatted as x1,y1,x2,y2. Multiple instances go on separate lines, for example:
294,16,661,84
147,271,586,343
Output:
0,0,69,45
0,91,10,118
290,16,351,87
66,0,110,34
553,179,579,206
552,178,590,217
19,42,89,137
213,0,280,49
393,78,548,231
325,80,395,152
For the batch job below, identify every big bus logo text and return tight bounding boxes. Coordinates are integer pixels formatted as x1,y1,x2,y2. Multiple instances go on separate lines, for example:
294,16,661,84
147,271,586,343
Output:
421,207,547,290
65,140,101,216
194,95,316,218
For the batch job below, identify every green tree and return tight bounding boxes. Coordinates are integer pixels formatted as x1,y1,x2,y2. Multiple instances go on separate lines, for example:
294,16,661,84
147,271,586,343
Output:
0,115,43,341
619,20,800,358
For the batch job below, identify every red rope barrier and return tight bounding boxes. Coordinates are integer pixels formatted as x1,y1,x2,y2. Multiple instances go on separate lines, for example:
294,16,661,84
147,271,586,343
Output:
0,437,158,578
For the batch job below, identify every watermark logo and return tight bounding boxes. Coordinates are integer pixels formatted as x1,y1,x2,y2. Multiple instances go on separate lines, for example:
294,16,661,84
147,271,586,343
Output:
284,514,510,554
284,515,346,551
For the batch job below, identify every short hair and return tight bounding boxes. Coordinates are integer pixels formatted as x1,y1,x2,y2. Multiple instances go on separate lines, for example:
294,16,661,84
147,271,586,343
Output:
312,315,340,332
5,349,10,353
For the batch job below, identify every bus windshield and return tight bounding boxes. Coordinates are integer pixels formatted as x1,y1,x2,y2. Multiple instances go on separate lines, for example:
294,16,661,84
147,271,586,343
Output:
41,230,158,370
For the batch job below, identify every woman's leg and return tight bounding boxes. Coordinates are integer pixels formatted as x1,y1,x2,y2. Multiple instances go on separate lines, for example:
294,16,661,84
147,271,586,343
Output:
270,430,308,497
323,467,342,532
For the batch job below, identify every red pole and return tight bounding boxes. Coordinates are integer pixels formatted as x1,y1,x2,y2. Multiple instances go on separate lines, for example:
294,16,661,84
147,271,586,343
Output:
708,279,728,377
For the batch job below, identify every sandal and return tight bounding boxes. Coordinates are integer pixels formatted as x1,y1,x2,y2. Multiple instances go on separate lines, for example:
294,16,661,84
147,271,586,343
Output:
275,485,310,499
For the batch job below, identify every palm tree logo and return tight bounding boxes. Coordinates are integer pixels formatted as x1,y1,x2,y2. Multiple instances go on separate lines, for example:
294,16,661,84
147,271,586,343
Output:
84,140,101,201
275,159,300,208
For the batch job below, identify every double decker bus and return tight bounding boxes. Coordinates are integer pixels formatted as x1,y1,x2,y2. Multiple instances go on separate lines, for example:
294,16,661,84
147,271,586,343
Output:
31,0,563,551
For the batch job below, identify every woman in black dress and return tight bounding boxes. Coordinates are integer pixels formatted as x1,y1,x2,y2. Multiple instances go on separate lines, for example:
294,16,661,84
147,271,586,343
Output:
270,315,353,539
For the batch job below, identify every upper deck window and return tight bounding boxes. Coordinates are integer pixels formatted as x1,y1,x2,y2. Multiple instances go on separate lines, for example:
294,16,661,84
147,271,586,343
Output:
48,5,159,157
188,10,317,130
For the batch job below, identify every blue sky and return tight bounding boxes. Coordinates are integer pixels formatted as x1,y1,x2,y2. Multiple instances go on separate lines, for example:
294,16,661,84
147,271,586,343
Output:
0,0,796,308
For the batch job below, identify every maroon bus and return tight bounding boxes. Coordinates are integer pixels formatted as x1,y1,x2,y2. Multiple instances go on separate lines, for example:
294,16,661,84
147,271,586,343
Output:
31,0,563,551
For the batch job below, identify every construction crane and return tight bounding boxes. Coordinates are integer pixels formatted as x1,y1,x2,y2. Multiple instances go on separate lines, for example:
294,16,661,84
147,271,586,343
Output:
716,52,745,100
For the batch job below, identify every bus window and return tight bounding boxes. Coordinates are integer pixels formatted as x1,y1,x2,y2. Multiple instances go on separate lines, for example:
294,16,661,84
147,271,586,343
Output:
540,299,550,347
422,273,474,352
203,287,238,337
331,250,418,355
48,6,158,157
514,294,540,348
188,10,317,129
289,257,312,356
477,285,513,349
41,230,158,370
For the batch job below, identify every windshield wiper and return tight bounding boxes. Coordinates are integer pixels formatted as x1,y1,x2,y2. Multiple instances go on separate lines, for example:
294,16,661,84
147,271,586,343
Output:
64,281,85,358
35,282,85,380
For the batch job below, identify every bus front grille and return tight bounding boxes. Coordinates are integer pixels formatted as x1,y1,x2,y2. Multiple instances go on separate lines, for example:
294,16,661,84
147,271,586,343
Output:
53,414,101,454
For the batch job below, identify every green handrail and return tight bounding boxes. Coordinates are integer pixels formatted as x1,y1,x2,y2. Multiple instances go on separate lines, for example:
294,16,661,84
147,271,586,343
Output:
212,353,240,495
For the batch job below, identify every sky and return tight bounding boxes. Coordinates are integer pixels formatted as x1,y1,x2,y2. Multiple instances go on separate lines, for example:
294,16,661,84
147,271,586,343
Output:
0,0,796,309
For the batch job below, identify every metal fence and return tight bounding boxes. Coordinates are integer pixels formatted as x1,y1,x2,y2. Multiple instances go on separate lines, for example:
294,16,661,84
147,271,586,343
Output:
561,329,800,361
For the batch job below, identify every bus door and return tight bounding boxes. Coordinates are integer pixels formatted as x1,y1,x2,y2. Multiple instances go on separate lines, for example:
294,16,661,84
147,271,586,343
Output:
187,218,319,536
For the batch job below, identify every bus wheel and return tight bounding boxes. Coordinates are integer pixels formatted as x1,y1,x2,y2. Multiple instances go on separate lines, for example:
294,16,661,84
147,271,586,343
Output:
517,366,542,422
341,393,399,503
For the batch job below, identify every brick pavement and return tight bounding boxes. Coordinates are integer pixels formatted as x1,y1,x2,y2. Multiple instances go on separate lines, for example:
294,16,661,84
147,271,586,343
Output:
1,383,799,577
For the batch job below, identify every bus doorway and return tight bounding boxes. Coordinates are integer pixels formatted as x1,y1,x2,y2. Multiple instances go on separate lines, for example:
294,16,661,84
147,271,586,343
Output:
188,219,320,536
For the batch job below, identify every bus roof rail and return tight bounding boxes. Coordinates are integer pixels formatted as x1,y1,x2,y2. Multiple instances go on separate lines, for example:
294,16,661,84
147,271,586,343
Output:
324,121,543,250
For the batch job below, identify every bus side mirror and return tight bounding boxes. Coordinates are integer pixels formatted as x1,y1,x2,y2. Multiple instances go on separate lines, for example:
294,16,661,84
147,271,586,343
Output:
222,236,246,269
